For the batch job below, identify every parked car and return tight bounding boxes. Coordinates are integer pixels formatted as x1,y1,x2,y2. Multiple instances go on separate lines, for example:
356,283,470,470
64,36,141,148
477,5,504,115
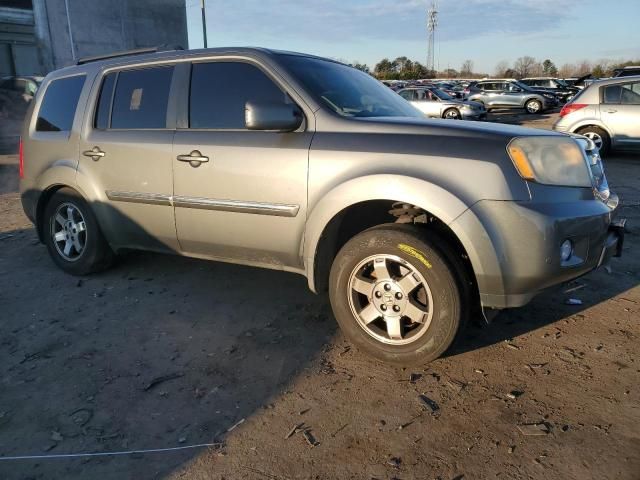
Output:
612,66,640,78
465,80,558,113
20,47,624,365
554,75,640,155
520,77,579,103
0,76,43,153
398,86,487,120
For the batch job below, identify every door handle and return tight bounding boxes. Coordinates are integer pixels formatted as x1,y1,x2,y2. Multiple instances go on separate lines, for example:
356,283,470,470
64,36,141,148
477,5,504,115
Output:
606,109,617,114
82,146,105,161
176,150,209,167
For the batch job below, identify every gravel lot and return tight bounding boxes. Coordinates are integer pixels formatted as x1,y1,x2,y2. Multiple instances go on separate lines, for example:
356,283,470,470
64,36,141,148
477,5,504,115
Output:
1,112,639,480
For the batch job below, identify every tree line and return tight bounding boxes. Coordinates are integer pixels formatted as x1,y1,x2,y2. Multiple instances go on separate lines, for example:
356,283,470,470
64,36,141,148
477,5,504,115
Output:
352,56,639,80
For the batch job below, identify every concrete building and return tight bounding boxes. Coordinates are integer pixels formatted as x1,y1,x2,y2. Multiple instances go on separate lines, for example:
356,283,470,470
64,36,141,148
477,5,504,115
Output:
1,0,187,76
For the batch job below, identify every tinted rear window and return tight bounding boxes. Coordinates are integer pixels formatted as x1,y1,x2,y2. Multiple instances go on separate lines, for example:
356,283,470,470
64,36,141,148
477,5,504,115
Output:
36,75,85,132
189,62,287,129
110,66,173,129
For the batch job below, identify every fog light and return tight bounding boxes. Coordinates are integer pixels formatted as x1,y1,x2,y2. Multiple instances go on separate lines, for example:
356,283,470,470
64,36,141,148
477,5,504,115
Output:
560,240,573,262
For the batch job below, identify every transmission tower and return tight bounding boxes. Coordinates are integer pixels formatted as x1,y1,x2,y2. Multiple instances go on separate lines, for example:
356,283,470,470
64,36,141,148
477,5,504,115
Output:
426,1,438,75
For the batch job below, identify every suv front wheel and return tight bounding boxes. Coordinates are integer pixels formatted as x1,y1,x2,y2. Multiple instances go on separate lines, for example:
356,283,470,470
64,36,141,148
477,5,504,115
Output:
43,188,114,275
524,99,542,114
329,224,468,365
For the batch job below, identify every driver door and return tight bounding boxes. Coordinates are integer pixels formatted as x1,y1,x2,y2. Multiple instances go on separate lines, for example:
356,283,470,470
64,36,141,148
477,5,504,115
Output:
172,60,313,269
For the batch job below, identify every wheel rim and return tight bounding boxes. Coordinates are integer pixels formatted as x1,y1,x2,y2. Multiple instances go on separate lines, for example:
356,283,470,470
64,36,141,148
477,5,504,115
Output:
50,202,88,262
444,109,460,119
527,101,540,113
582,131,603,149
347,254,434,346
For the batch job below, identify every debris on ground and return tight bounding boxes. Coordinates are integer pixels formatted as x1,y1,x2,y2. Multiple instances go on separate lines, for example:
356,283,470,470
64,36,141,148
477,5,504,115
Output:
506,390,524,400
388,456,401,468
446,379,466,393
50,430,63,442
226,418,245,433
565,298,583,306
517,422,551,436
409,373,422,383
285,422,305,439
143,372,184,391
69,408,93,427
418,394,439,414
302,429,319,447
330,423,349,438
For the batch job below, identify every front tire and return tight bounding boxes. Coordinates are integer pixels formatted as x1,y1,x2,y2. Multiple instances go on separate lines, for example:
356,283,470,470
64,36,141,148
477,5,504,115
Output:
443,108,461,120
329,224,467,365
43,188,114,275
525,99,542,114
577,126,611,156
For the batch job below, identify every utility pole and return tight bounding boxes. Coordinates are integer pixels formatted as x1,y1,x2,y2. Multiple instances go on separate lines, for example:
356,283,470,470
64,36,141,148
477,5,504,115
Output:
426,1,438,76
201,0,208,48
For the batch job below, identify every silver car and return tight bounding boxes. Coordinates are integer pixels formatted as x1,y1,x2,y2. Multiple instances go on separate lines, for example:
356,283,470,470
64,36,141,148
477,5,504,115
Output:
398,87,486,120
554,75,640,155
20,47,624,365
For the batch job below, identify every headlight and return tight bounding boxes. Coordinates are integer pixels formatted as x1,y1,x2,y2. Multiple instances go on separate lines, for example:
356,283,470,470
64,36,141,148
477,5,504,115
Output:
507,136,592,187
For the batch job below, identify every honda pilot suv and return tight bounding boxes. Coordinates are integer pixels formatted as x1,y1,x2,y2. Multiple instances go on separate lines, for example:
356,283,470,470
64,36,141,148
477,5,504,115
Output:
465,79,558,113
20,47,624,365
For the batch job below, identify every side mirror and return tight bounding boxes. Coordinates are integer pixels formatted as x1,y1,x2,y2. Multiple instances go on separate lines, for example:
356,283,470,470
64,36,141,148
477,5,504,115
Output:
245,102,303,132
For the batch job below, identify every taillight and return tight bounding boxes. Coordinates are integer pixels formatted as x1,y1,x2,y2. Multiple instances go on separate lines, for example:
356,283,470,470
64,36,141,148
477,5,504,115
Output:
18,137,24,179
559,103,587,118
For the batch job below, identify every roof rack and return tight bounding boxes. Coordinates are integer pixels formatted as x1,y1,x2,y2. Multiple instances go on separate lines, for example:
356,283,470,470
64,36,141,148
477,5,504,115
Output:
76,45,183,65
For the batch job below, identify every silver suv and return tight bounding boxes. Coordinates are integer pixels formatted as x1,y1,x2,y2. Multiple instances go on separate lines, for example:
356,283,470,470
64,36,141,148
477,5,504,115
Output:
554,75,640,155
20,47,624,365
466,80,557,113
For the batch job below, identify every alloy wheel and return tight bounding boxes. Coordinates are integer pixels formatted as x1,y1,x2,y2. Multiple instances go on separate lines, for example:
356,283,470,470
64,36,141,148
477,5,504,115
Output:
347,254,433,345
50,202,88,261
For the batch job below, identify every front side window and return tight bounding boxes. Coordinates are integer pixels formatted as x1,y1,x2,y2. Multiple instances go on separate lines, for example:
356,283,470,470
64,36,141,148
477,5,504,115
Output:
189,62,288,129
280,55,422,118
36,75,86,132
110,66,173,129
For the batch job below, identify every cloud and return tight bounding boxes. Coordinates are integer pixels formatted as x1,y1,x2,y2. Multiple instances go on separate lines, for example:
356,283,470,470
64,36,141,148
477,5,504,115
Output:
201,0,591,44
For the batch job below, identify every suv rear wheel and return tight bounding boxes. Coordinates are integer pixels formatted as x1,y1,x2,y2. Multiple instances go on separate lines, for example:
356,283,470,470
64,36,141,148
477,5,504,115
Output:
329,224,467,365
525,99,542,114
577,126,611,155
43,188,114,275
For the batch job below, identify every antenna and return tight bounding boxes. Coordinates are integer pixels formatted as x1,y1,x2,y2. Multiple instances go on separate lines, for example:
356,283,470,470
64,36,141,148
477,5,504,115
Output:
427,0,438,75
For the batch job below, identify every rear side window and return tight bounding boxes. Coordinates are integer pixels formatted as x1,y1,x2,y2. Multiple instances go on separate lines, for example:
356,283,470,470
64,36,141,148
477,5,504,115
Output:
603,85,622,104
189,62,287,129
399,90,416,101
621,83,640,105
36,75,85,132
110,66,173,129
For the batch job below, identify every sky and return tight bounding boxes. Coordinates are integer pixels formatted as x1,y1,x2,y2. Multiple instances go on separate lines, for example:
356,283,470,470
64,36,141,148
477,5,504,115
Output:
185,0,640,74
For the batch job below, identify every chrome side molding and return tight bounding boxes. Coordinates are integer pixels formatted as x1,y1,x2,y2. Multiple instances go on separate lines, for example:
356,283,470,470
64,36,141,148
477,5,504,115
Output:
105,191,299,217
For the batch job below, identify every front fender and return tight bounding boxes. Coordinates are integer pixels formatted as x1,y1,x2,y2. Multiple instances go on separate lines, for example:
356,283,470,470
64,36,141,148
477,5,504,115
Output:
303,174,472,292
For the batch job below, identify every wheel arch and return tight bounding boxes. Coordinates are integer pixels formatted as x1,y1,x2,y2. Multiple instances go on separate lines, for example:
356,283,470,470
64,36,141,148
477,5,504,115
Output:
304,175,480,295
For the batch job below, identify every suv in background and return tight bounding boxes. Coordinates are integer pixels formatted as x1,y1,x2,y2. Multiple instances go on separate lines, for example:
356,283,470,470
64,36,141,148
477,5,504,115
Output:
554,75,640,155
20,47,623,365
465,80,558,113
612,66,640,78
520,77,579,103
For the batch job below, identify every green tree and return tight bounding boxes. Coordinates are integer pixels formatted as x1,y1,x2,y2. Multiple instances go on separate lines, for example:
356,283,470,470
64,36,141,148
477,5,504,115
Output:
542,59,558,76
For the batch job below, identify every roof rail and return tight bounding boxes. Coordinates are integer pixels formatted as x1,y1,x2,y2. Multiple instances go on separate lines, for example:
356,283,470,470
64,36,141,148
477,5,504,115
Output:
76,45,183,65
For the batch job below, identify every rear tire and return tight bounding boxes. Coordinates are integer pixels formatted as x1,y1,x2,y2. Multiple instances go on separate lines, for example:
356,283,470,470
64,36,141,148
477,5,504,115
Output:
577,126,611,156
43,188,114,275
329,224,468,366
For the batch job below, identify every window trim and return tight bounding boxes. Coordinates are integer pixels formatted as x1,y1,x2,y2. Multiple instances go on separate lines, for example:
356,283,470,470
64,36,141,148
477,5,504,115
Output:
182,57,306,132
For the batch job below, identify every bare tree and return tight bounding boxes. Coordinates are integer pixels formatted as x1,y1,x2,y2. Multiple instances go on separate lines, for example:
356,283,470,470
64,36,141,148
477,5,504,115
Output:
558,63,575,78
460,59,474,76
513,56,537,78
494,60,509,77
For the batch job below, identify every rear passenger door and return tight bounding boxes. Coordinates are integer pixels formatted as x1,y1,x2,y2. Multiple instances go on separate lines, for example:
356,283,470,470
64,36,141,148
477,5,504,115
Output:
601,81,640,148
171,59,312,269
79,65,179,252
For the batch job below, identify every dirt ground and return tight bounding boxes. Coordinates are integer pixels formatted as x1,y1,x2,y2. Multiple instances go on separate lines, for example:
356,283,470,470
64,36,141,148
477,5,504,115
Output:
1,112,639,480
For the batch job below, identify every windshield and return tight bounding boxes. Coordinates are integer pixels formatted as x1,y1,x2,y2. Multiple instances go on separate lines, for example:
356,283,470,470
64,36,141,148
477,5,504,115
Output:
513,80,533,91
430,88,454,101
556,79,569,88
279,55,423,118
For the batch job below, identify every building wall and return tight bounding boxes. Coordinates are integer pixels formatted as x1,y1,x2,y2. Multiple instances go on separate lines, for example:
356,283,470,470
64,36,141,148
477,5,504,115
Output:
35,0,187,71
0,6,40,76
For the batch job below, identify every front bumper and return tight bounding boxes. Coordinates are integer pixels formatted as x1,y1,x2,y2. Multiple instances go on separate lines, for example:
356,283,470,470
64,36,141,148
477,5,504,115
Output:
450,196,625,309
